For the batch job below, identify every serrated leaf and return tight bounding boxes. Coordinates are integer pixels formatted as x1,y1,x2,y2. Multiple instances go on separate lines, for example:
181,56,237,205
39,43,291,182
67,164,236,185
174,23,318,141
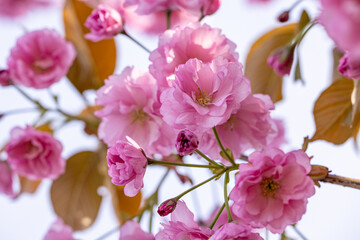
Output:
109,184,142,223
244,24,297,103
63,0,116,93
311,78,356,144
51,151,104,231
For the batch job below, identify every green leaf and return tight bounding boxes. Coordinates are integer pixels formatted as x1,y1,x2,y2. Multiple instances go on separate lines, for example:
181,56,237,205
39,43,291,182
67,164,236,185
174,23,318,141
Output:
51,151,104,231
63,0,116,93
244,24,297,103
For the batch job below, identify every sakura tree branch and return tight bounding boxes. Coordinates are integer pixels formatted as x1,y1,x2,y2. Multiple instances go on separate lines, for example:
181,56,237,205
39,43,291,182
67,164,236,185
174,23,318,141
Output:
320,174,360,190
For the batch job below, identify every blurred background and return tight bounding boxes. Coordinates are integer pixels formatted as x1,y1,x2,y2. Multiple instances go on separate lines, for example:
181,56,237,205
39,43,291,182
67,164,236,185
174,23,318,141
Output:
1,0,360,239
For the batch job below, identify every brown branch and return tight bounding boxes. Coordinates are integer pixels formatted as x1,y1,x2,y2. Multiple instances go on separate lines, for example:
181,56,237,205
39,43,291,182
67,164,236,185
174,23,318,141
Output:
319,174,360,190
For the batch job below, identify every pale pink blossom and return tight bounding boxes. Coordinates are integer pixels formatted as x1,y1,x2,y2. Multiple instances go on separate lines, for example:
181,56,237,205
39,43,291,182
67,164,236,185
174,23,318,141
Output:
319,0,360,58
125,0,221,16
0,161,15,198
0,0,49,18
43,218,75,240
160,58,250,135
121,4,198,35
229,148,315,234
120,220,155,240
209,222,263,240
149,23,238,87
198,94,280,161
176,129,199,156
107,140,148,197
6,126,65,180
85,4,123,42
156,200,213,240
176,0,221,16
338,52,360,80
95,67,176,156
7,29,76,89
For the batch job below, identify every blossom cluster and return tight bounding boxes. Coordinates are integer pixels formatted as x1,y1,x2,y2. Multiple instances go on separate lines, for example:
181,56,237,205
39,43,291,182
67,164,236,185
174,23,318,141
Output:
2,0,359,239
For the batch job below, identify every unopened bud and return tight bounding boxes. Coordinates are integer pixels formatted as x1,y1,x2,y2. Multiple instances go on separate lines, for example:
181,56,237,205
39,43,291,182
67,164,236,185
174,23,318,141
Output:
0,69,11,87
308,165,330,181
267,46,295,76
277,11,290,23
176,130,199,156
157,198,178,217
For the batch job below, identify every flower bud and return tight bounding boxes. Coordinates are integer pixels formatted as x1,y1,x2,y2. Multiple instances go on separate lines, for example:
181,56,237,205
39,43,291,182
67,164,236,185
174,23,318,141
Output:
0,69,11,86
176,130,199,156
277,11,290,23
157,198,178,217
308,165,330,181
338,52,360,80
267,46,294,76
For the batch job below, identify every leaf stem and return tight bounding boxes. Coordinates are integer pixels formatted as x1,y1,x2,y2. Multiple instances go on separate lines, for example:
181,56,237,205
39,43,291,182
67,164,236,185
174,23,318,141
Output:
175,169,226,200
212,127,235,165
195,149,223,168
166,10,172,29
292,225,308,240
122,31,151,53
148,159,220,169
209,202,225,229
224,171,233,222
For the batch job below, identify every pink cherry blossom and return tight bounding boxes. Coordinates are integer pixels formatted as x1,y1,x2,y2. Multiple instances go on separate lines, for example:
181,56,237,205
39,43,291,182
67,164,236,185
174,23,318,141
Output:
43,218,75,240
7,29,76,89
120,220,155,240
149,23,238,87
107,140,148,197
338,52,360,80
160,58,250,135
6,126,65,180
85,4,123,42
176,0,221,16
209,222,263,240
156,200,213,240
95,66,176,156
229,148,315,234
319,0,360,58
0,0,49,18
198,94,281,161
0,161,15,198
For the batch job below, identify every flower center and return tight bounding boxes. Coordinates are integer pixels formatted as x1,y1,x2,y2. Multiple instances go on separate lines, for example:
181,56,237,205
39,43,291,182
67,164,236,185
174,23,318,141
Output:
32,58,54,73
195,87,212,107
131,109,148,124
261,177,280,197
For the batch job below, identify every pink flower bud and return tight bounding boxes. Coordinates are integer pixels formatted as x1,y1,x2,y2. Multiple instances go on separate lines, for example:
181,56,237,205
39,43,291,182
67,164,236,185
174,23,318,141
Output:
157,198,178,217
277,11,289,23
338,52,360,80
0,69,11,86
267,46,294,76
176,130,199,156
85,4,123,42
